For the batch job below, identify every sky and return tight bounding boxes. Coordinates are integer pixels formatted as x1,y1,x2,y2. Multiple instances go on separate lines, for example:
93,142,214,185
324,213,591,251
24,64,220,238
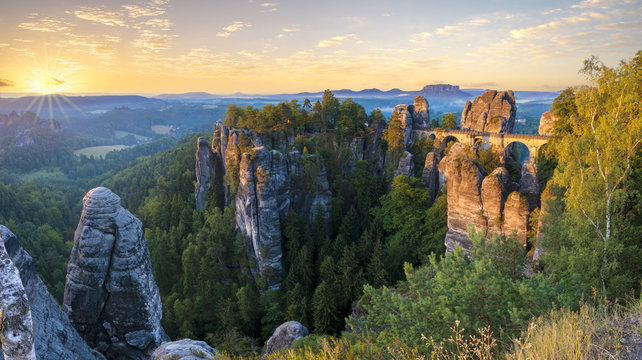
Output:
0,0,640,95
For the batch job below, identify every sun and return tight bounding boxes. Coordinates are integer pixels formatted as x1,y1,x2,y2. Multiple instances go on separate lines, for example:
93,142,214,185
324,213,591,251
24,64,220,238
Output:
30,76,67,95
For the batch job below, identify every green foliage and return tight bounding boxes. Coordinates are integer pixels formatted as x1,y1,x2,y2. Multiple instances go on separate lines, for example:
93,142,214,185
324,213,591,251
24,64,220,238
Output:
440,113,458,129
383,111,404,152
348,231,560,353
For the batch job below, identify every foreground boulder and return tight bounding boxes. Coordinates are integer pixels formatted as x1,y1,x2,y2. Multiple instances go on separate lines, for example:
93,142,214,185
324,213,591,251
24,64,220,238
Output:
152,339,218,360
265,321,309,354
63,187,168,359
0,230,35,360
0,226,97,360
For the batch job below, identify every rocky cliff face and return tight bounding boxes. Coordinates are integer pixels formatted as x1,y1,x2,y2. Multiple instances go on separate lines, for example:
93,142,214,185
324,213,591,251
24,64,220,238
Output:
538,110,558,135
439,143,486,252
0,226,97,360
393,95,430,149
234,146,331,289
461,90,516,133
438,142,537,252
195,137,224,212
422,151,439,203
0,230,35,360
393,151,414,178
63,187,168,359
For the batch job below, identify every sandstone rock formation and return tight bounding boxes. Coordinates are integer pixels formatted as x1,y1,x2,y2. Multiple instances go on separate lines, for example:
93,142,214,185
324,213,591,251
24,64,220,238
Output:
393,151,414,178
503,191,530,245
461,90,516,133
519,163,540,211
417,84,468,98
63,187,168,359
480,167,512,237
422,151,440,203
235,147,331,289
265,321,309,354
195,137,224,212
152,339,218,360
538,110,558,135
393,95,430,149
0,226,97,360
0,231,35,360
439,143,486,252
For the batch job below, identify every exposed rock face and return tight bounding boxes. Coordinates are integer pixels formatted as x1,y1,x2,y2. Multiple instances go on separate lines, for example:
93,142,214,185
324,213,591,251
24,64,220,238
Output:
503,191,530,245
364,118,387,173
0,232,35,360
538,110,558,135
236,147,331,289
411,95,430,130
393,96,431,148
0,226,97,360
439,143,486,252
63,187,168,359
152,339,218,360
519,163,540,211
422,152,439,202
195,137,224,212
393,151,414,178
265,321,309,354
480,167,512,237
461,90,516,133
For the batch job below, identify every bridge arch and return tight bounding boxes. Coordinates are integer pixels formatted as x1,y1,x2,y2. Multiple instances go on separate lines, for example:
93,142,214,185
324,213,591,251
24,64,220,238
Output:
440,135,460,155
505,140,534,164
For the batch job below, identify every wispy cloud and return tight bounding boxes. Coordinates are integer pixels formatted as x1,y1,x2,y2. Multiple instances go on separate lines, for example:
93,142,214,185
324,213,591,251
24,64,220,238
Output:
132,30,177,52
136,18,172,31
0,79,14,87
18,17,72,32
216,21,252,37
595,20,642,30
74,7,127,27
410,32,432,43
259,2,279,12
318,34,360,47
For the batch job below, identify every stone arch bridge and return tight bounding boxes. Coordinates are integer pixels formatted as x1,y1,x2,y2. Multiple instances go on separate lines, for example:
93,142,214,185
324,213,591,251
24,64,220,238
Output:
414,128,551,163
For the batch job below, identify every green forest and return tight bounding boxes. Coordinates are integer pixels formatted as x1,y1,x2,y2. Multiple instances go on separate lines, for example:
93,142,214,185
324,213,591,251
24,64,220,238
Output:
0,52,640,359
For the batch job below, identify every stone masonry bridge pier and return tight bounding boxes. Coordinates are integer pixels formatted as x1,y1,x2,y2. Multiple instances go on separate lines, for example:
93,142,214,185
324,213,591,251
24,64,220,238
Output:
414,128,551,163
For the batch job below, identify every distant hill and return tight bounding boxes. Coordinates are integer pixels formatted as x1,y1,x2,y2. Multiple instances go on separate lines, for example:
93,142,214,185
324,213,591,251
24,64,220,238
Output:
0,95,165,116
416,84,470,98
156,92,221,100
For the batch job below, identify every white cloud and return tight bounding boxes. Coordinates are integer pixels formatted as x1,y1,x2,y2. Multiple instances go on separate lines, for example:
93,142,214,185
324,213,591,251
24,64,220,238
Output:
595,20,642,30
74,7,127,27
259,2,279,12
317,34,360,47
132,30,177,51
217,21,252,37
18,17,72,32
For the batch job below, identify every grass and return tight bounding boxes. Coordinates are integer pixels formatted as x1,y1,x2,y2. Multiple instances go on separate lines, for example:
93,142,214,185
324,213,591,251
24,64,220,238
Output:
74,145,129,159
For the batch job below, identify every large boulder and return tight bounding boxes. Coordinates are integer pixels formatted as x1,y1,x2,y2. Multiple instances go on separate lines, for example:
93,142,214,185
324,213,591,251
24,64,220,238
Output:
0,231,35,360
439,143,486,252
538,110,558,135
461,90,516,133
63,187,168,359
265,321,309,354
0,226,97,360
152,339,218,360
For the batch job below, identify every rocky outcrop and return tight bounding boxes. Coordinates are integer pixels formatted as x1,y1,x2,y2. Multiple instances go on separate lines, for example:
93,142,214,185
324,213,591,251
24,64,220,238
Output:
195,137,224,212
152,339,218,359
503,191,530,246
519,163,540,211
480,167,512,237
393,151,414,178
0,226,97,360
538,110,558,135
236,147,331,289
265,321,309,354
0,231,35,360
393,95,431,149
422,152,439,202
461,90,516,133
63,187,168,359
439,143,486,252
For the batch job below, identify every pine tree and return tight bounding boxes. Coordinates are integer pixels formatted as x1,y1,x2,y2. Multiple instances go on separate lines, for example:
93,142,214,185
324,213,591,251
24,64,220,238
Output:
312,280,340,334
